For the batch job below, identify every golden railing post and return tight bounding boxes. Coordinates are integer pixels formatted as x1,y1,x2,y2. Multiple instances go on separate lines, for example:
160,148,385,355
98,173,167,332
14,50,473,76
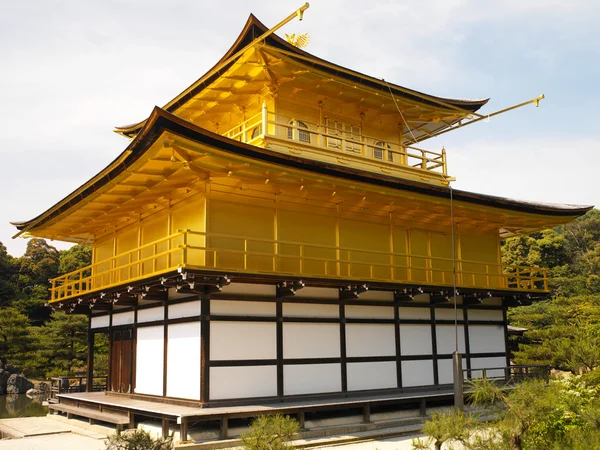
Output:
182,231,188,266
421,150,427,169
442,147,447,176
152,244,157,273
543,268,548,291
262,101,268,136
299,245,303,274
244,239,248,270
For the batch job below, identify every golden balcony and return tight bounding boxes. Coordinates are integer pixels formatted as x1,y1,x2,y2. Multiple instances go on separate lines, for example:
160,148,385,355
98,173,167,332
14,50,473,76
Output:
221,104,449,184
50,230,548,302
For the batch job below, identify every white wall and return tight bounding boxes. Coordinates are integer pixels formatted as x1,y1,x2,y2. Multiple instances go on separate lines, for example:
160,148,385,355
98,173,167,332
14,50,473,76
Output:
137,306,164,323
283,302,339,318
469,325,506,354
402,360,434,387
169,300,201,319
211,322,276,360
468,309,503,321
346,324,395,357
399,307,430,320
400,325,432,355
112,311,134,326
470,357,507,378
135,326,164,396
347,361,397,391
210,366,277,399
283,323,340,358
211,300,275,316
91,315,109,329
435,308,460,320
284,364,341,395
167,322,201,400
436,325,466,355
345,305,394,319
437,358,467,384
221,283,276,296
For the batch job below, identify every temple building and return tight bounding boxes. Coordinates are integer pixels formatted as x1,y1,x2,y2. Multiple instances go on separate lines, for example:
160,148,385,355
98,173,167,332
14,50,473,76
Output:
12,5,591,440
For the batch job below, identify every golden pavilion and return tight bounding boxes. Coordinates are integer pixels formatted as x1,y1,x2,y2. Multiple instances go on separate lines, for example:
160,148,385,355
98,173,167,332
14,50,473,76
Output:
11,4,591,440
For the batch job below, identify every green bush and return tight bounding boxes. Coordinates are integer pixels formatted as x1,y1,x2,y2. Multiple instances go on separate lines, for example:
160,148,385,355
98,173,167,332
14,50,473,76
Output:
105,429,173,450
241,414,299,450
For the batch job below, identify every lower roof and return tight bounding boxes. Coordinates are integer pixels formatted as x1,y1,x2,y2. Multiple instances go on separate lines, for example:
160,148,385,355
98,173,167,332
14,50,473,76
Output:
12,107,593,241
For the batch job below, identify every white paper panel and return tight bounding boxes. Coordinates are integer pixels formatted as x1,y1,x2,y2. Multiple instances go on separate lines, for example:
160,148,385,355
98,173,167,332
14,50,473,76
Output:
359,290,394,301
283,323,340,358
469,325,506,354
483,297,502,306
399,307,430,320
346,324,395,357
436,325,466,355
435,308,461,320
221,283,276,296
135,326,164,396
345,305,394,319
293,287,338,299
437,358,467,384
210,366,277,399
167,323,201,400
91,315,109,329
283,303,339,318
112,311,134,326
211,322,276,360
347,361,397,391
284,364,341,395
137,306,164,323
399,325,432,356
168,300,201,319
470,357,507,378
468,309,503,321
211,300,275,317
402,360,434,387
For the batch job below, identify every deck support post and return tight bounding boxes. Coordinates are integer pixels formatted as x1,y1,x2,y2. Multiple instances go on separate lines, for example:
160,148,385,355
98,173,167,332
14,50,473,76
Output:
128,412,135,429
86,328,94,392
180,417,188,442
420,399,427,416
363,404,371,423
162,417,169,438
298,411,305,429
220,416,228,439
453,351,464,411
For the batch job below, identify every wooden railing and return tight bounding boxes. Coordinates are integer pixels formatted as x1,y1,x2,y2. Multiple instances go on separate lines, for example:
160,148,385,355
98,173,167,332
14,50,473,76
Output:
50,375,107,398
464,364,551,384
50,230,549,302
222,104,448,177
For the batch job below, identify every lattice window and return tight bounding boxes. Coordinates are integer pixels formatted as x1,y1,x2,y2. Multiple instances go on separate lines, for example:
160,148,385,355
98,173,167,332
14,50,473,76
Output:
287,120,310,143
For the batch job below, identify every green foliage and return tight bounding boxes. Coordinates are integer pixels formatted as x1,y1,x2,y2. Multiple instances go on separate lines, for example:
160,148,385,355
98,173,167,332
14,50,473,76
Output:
412,408,475,450
105,429,173,450
241,414,299,450
0,239,99,377
0,307,35,368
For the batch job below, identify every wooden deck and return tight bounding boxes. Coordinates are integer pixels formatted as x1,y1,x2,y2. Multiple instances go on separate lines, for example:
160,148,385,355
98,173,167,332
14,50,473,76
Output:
56,388,454,441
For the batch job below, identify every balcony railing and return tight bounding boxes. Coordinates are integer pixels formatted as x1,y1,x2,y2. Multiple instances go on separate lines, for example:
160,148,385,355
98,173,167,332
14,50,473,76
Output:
50,230,548,302
222,104,448,178
463,364,551,385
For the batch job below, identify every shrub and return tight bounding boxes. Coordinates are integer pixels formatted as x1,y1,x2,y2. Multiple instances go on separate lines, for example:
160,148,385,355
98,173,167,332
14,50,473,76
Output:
105,429,173,450
241,414,300,450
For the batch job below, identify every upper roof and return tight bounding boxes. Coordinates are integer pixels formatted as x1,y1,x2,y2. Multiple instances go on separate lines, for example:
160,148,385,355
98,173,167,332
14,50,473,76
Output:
13,107,593,242
114,14,489,141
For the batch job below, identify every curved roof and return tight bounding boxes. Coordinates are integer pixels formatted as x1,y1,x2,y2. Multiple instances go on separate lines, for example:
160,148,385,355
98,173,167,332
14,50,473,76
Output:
114,14,489,138
14,107,592,238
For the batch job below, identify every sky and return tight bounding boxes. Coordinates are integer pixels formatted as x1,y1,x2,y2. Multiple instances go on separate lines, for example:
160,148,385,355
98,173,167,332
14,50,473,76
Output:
1,0,599,257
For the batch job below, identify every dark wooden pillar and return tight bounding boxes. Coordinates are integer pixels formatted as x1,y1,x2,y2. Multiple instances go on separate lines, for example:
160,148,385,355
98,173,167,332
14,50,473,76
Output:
86,323,94,392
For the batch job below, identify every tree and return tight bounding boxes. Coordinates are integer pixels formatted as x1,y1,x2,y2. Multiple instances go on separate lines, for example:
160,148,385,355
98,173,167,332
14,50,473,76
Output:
59,244,92,275
18,238,59,289
241,414,299,450
38,311,88,376
412,409,475,450
0,242,18,306
0,307,34,369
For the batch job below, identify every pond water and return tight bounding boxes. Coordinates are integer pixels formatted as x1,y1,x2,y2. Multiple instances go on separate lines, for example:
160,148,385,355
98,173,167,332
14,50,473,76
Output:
0,394,49,419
